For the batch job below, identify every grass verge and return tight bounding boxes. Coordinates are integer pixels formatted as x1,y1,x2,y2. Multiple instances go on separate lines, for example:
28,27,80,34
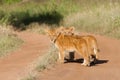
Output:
21,74,36,80
35,45,58,72
0,25,23,57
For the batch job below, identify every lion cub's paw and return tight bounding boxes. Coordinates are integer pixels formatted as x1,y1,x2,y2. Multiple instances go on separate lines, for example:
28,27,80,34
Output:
81,63,90,67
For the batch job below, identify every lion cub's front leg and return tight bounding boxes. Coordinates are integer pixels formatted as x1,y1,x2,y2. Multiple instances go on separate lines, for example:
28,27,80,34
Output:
81,57,90,66
58,49,65,63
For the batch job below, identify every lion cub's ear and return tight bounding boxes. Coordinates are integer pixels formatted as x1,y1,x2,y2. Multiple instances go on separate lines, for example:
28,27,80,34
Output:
59,26,64,30
69,26,75,31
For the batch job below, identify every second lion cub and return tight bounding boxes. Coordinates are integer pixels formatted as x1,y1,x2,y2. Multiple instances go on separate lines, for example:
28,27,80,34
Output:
58,26,99,62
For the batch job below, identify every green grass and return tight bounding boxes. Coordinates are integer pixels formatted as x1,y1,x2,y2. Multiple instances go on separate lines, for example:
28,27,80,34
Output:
0,0,22,4
0,1,59,29
0,0,78,30
0,0,120,39
0,32,23,57
62,1,120,39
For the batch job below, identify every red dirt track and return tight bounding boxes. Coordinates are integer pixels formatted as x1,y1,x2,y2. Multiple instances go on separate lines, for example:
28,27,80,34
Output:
0,32,120,80
38,34,120,80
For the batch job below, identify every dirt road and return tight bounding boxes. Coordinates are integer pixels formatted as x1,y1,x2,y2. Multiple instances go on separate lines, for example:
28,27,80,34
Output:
38,34,120,80
0,32,50,80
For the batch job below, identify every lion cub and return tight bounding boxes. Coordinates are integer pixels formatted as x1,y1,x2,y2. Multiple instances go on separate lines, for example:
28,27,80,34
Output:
45,28,90,66
58,26,99,62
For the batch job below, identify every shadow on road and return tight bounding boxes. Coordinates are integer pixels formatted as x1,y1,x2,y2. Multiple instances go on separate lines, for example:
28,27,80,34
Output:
64,52,109,66
65,58,108,66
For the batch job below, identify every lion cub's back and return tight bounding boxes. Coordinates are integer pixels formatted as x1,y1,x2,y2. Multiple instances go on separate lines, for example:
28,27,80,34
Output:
56,35,87,50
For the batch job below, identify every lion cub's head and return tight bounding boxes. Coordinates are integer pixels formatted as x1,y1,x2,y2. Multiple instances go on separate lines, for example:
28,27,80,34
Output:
45,27,60,42
58,26,75,35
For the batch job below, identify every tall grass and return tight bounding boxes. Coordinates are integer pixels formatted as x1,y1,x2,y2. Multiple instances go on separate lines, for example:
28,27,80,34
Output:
0,1,60,29
0,0,80,29
0,25,23,57
63,0,120,39
1,0,120,39
0,35,23,57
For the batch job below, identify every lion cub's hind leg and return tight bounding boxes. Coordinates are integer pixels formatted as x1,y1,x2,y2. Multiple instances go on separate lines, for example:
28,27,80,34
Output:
76,47,90,66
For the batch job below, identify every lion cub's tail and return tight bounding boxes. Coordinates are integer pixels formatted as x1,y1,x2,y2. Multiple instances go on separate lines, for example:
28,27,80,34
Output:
93,42,100,60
